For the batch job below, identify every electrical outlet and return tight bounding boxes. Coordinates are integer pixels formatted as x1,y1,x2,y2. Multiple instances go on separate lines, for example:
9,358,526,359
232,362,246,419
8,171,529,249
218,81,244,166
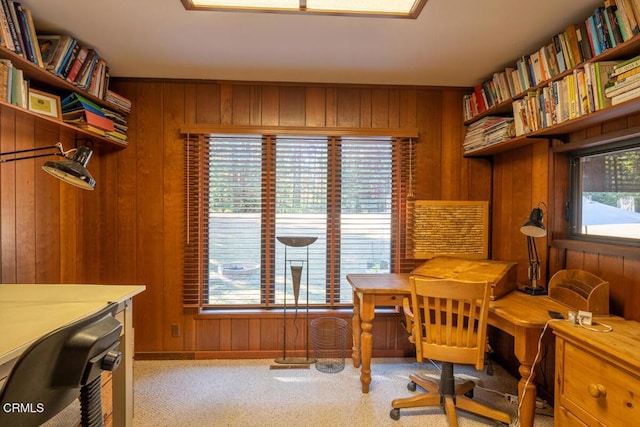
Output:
171,323,181,337
578,310,592,326
568,311,577,324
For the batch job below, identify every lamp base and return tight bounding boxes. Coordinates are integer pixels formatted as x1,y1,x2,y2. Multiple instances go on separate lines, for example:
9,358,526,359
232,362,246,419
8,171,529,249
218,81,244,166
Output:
518,286,548,296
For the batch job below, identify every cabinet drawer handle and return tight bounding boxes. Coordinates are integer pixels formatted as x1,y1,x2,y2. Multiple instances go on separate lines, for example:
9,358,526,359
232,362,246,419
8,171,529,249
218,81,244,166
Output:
588,384,607,398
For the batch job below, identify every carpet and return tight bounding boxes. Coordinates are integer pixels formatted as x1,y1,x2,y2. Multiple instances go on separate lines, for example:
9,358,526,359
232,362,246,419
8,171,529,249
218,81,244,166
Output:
133,358,554,427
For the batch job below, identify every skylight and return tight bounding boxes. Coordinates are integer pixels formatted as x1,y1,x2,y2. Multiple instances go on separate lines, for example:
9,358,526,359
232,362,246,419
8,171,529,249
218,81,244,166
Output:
181,0,428,18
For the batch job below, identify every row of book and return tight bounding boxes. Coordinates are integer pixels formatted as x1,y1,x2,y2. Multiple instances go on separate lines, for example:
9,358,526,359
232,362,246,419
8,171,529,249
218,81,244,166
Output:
512,62,619,136
0,57,26,107
463,0,640,121
61,92,128,144
462,116,515,153
38,34,111,101
0,0,129,113
0,0,42,67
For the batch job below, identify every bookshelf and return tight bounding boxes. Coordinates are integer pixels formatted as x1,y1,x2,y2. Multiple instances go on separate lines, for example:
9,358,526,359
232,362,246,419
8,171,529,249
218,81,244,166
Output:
463,9,640,158
0,45,128,149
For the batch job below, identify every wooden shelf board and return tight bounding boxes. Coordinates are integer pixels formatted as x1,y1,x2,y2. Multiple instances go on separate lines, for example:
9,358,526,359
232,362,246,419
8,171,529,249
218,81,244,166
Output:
2,101,128,149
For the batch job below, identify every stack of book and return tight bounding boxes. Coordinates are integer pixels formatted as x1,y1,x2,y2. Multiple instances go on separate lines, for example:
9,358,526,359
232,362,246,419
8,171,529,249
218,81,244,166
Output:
105,90,131,114
604,53,640,105
61,92,116,137
463,116,515,153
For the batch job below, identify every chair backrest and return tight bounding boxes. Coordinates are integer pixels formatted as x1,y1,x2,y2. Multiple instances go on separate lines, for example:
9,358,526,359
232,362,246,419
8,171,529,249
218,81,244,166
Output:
0,303,122,427
409,276,491,371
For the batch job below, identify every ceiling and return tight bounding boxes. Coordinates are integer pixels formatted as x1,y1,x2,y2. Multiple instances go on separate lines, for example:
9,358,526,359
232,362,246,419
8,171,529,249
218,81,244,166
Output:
23,0,603,87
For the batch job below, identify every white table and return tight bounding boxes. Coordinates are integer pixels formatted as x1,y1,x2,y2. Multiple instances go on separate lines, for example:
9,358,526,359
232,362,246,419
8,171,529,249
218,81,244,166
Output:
0,284,146,427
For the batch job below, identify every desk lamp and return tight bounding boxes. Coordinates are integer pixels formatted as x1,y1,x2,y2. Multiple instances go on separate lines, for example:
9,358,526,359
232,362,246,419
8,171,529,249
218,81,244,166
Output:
0,142,96,190
520,202,548,295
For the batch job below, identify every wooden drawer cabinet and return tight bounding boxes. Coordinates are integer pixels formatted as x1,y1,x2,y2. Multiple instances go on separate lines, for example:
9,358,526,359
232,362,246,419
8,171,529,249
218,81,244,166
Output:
552,318,640,426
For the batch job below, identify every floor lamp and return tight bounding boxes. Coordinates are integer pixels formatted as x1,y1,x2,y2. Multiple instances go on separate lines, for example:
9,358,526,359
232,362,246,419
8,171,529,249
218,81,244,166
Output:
274,236,317,366
519,202,548,295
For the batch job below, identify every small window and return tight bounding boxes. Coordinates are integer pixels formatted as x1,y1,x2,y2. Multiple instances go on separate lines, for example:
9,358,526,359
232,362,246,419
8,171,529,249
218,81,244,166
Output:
569,140,640,245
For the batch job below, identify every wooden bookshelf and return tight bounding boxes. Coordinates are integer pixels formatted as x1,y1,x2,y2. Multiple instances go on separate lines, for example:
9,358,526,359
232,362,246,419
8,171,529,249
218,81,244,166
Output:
463,20,640,157
0,46,128,149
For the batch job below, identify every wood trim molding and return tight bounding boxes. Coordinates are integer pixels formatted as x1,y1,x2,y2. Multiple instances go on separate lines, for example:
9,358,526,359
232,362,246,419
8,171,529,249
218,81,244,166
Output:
180,124,419,138
551,239,640,259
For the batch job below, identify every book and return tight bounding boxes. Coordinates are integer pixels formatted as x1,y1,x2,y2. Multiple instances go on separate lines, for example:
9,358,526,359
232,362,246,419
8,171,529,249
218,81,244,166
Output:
0,0,14,51
610,52,640,77
74,48,98,88
576,21,593,61
594,61,621,109
62,108,115,132
565,24,583,66
552,34,567,72
603,0,624,47
37,35,61,68
585,15,602,56
594,7,611,51
61,92,104,116
65,45,88,83
22,7,42,67
58,41,80,78
45,34,72,72
14,2,37,65
74,123,106,136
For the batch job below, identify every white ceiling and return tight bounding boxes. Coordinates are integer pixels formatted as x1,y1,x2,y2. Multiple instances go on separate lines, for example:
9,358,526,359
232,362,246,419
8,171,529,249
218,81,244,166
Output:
22,0,603,87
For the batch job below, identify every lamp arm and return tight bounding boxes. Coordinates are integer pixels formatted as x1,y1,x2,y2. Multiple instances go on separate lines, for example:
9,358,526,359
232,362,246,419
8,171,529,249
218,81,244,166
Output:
0,144,64,163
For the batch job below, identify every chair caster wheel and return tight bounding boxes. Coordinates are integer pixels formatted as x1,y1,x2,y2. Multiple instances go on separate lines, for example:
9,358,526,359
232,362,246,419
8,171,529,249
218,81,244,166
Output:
407,381,417,392
390,408,400,420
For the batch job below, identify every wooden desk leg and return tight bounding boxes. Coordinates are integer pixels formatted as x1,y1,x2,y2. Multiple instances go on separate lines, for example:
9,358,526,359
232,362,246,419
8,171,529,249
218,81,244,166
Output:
351,290,361,368
359,293,375,394
513,326,542,427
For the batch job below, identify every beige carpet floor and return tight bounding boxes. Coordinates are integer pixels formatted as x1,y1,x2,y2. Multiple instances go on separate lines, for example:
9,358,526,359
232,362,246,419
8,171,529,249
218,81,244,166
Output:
133,358,554,427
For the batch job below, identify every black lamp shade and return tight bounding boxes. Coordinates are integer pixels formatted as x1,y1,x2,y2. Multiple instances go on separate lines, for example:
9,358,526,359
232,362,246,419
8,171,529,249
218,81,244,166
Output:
42,146,96,191
520,206,546,238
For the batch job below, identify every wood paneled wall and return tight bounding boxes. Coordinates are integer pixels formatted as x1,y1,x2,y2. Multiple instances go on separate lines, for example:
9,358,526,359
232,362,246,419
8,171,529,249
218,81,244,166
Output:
3,78,639,360
106,79,492,358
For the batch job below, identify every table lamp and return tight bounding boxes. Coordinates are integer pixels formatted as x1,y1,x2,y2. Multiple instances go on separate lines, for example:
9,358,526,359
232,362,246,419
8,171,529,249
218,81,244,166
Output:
519,202,547,295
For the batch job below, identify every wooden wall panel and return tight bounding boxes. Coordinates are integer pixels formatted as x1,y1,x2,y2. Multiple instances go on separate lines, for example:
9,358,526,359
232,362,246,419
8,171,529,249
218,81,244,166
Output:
105,80,484,358
162,82,187,351
4,77,639,359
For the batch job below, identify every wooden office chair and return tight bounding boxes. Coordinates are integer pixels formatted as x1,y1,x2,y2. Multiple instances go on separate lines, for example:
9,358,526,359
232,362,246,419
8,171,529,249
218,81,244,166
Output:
390,277,511,426
0,303,123,427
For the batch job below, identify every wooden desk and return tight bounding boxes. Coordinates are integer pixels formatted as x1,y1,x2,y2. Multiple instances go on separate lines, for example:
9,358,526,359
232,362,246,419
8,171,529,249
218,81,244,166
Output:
348,273,568,427
0,284,145,427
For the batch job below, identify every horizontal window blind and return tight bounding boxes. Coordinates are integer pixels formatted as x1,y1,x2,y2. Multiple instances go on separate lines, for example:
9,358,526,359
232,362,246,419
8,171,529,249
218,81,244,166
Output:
184,131,415,309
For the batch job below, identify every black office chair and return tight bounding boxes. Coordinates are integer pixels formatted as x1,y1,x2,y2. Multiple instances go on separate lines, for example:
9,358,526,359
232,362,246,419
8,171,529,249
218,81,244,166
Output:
0,303,123,427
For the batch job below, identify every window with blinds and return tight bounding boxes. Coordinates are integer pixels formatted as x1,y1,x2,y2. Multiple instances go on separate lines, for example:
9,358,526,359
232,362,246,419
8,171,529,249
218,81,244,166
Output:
184,132,414,309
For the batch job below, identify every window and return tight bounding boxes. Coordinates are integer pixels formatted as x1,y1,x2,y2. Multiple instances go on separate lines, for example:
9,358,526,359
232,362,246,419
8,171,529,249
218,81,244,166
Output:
181,0,428,18
569,139,640,245
184,131,415,309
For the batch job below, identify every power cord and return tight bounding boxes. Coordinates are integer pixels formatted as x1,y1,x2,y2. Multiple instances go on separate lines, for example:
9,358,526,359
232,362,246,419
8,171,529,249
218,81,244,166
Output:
515,318,562,426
